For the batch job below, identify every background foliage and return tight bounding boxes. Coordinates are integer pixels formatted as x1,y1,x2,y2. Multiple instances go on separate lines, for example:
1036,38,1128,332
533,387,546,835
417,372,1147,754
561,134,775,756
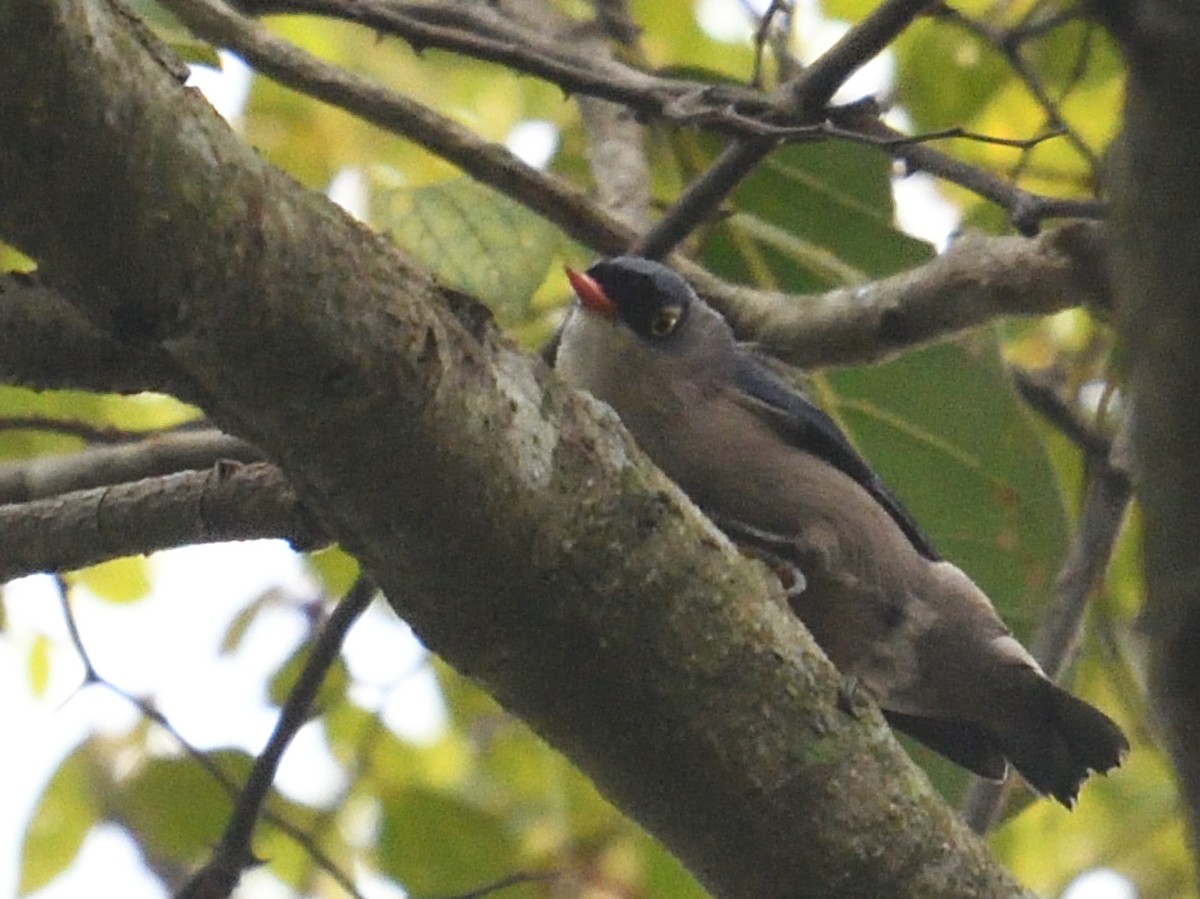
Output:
3,0,1175,897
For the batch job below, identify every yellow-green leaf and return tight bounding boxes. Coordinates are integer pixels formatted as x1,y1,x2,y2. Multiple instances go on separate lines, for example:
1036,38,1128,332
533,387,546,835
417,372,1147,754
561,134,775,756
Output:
373,176,560,325
377,788,519,895
19,743,101,895
68,557,151,604
305,546,360,598
27,634,51,697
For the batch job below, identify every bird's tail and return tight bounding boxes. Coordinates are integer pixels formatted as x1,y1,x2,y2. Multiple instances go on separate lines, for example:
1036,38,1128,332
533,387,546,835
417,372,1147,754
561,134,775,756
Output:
995,676,1128,807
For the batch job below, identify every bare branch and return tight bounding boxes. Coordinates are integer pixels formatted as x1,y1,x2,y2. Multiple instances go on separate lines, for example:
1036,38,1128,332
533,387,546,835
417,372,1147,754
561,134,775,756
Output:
697,220,1111,368
0,461,325,582
828,107,1106,234
931,3,1102,176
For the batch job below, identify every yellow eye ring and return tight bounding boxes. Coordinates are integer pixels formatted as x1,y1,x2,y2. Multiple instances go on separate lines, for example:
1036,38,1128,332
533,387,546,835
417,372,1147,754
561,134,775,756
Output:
650,306,681,337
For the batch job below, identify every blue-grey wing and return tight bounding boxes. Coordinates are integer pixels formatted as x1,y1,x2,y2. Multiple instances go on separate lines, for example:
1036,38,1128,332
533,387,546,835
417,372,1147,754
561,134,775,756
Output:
732,347,941,561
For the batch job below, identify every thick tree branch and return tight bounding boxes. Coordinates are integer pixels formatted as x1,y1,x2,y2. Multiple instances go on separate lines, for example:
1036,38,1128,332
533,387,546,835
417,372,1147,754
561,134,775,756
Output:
0,3,1031,896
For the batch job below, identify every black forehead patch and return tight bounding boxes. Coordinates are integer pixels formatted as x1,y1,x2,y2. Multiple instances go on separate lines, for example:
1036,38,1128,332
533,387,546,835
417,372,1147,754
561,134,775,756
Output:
585,257,694,339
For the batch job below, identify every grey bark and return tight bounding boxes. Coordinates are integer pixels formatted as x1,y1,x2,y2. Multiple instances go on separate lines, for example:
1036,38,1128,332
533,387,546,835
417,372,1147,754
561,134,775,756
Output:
1098,0,1200,866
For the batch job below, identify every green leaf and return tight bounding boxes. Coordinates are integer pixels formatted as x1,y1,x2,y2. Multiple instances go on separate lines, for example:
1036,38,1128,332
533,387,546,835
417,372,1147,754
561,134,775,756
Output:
829,337,1068,630
109,751,252,864
19,743,102,895
895,21,1012,133
372,176,560,325
683,136,932,292
218,595,270,656
68,557,152,604
377,787,520,895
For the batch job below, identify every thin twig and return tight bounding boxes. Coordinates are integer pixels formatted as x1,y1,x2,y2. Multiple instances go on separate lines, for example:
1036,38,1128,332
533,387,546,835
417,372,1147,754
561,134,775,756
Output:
633,0,937,258
51,576,366,898
930,3,1101,175
421,870,563,899
829,107,1105,233
0,416,186,444
177,574,378,898
748,0,793,89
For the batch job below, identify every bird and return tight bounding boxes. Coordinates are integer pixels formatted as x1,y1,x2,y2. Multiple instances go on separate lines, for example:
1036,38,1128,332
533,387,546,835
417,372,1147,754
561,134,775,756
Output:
556,255,1128,807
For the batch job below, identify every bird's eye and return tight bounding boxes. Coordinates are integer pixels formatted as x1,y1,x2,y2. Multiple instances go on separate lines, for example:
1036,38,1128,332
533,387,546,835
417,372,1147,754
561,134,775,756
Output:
649,306,682,337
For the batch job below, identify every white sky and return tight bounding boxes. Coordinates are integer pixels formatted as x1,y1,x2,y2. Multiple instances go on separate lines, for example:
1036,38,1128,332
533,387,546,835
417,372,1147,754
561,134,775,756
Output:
2,6,1132,899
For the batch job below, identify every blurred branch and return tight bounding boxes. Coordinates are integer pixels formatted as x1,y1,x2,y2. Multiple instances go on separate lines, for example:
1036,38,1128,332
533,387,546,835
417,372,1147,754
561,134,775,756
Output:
177,575,377,899
0,416,181,445
430,871,564,899
0,461,326,582
1009,368,1111,458
572,0,653,228
0,428,263,503
1095,0,1200,865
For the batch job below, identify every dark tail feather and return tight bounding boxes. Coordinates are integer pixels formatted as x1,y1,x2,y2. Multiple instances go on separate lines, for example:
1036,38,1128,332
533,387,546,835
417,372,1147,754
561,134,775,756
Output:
884,710,1008,781
995,679,1129,807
